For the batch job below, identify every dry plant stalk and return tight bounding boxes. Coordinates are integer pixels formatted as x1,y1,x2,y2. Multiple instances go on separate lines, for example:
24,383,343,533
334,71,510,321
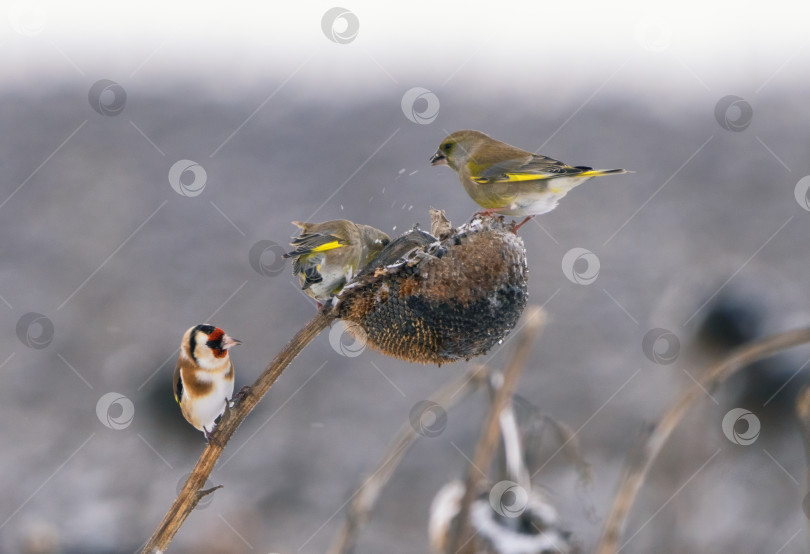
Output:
795,385,810,554
596,326,810,554
328,364,489,554
446,306,547,553
143,211,530,552
142,310,335,553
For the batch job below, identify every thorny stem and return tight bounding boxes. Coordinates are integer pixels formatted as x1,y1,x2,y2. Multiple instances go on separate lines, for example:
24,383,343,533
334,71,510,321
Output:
142,309,335,553
596,326,810,554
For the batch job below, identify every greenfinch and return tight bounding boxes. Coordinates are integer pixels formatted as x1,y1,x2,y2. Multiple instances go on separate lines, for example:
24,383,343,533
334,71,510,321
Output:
430,130,630,230
283,219,390,304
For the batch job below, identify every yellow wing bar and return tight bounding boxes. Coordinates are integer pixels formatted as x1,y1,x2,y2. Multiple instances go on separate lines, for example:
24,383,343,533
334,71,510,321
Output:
308,240,344,253
472,173,554,184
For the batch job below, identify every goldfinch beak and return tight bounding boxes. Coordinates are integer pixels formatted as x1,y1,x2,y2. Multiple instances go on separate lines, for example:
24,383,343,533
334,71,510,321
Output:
221,335,241,350
430,151,448,166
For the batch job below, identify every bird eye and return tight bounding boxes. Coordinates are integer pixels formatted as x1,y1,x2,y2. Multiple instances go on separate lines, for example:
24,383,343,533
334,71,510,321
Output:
443,143,452,151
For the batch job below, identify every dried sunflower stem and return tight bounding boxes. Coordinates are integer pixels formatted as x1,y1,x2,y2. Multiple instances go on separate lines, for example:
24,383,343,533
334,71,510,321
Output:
447,306,547,553
795,385,810,554
596,326,810,554
328,363,489,554
142,309,335,553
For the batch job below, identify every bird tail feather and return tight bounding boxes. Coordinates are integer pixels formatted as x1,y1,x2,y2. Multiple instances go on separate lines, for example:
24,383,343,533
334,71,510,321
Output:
578,168,631,177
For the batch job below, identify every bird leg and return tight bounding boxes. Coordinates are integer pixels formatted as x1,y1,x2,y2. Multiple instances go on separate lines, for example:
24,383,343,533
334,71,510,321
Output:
203,397,235,446
512,215,534,233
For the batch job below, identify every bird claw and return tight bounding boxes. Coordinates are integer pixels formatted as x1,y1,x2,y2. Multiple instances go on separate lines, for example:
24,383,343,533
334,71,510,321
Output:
203,427,222,447
512,216,534,233
472,209,500,219
230,386,252,405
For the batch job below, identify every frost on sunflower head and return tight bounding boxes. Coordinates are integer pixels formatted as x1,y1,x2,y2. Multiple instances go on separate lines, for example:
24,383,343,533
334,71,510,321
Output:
332,210,529,365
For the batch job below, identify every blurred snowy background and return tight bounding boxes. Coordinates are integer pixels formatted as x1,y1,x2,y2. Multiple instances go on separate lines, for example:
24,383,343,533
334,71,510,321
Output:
3,1,810,552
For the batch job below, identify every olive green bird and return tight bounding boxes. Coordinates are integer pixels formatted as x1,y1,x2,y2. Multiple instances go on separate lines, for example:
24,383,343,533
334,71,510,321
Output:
430,130,630,230
283,219,390,305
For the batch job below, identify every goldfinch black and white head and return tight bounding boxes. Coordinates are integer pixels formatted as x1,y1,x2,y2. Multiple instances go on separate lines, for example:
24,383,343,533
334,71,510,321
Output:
173,324,240,440
282,219,390,305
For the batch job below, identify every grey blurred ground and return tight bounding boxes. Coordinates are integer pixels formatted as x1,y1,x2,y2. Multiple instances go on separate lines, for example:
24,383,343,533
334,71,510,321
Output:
3,10,810,554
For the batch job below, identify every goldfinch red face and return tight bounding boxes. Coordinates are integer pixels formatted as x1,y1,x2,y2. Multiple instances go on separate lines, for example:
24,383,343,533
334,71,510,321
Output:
184,324,240,369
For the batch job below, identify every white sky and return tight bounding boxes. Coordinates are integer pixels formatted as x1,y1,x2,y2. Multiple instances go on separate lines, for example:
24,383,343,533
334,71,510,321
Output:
3,0,809,97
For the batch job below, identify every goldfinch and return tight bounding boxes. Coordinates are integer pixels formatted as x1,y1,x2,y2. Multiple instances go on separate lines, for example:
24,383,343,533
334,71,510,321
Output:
173,324,240,441
430,129,630,230
283,219,390,304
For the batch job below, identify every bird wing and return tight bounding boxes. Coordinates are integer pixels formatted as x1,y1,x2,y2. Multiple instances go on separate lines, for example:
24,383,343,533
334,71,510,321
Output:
283,231,349,287
470,154,590,184
283,232,347,259
173,363,184,405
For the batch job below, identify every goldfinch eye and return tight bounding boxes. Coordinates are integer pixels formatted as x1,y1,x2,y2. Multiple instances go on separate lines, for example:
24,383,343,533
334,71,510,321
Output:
443,143,452,151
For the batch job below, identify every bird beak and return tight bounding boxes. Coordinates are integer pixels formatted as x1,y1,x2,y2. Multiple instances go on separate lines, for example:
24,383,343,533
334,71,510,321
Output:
430,150,447,166
221,335,241,350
